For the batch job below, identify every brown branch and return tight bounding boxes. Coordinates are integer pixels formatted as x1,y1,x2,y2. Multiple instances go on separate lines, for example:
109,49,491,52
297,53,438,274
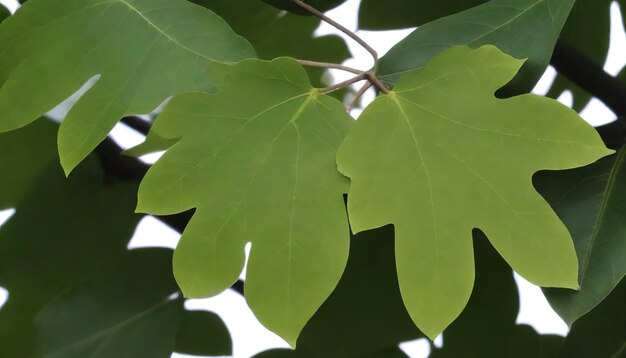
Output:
320,73,367,94
296,59,362,75
348,82,372,112
291,0,378,63
550,40,626,117
120,116,151,136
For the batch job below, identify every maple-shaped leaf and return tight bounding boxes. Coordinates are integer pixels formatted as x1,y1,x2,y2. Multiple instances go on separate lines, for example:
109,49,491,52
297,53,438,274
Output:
336,45,612,339
0,0,254,174
136,58,352,346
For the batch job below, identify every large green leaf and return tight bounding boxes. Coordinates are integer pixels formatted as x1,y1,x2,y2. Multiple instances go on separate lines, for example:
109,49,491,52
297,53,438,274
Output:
377,0,575,93
0,121,141,357
0,0,255,174
537,147,626,324
559,278,626,357
358,0,485,30
36,249,183,358
136,58,352,345
253,225,422,357
336,45,612,339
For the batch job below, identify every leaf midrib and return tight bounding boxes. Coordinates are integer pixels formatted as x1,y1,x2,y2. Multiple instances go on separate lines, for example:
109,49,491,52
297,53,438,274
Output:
117,0,213,61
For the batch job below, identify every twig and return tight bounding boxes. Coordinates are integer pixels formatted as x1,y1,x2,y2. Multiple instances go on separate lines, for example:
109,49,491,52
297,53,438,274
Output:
291,0,379,63
365,71,389,94
297,59,362,75
551,40,626,117
320,73,367,94
348,82,373,112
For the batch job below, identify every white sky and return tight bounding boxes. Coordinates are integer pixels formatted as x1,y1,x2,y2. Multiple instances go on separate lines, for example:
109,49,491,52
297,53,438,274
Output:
0,0,625,357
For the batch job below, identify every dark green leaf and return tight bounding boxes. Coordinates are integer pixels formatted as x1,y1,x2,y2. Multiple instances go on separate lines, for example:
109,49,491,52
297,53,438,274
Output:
0,5,9,22
0,121,141,357
537,148,626,324
377,0,575,93
36,249,182,358
0,0,255,174
174,310,232,356
559,279,626,357
358,0,485,30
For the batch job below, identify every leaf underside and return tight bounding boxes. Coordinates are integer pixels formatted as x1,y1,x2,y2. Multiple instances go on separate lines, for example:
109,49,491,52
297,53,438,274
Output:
137,58,352,346
337,45,612,339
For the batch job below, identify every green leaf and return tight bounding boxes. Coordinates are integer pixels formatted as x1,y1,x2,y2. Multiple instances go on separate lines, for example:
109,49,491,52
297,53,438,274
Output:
0,120,58,209
536,147,626,324
252,225,422,357
36,249,183,358
336,45,612,339
559,278,626,357
0,122,141,357
377,0,575,93
358,0,485,30
174,310,232,357
260,0,346,16
136,58,352,346
0,0,255,174
546,0,617,111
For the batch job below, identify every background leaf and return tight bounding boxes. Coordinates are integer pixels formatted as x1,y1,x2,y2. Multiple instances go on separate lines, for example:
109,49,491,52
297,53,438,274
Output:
137,58,352,345
0,121,141,357
0,120,231,357
0,0,255,173
377,0,575,93
337,45,611,339
0,5,9,22
358,0,485,30
537,147,626,324
174,310,232,357
559,278,626,357
36,249,183,358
